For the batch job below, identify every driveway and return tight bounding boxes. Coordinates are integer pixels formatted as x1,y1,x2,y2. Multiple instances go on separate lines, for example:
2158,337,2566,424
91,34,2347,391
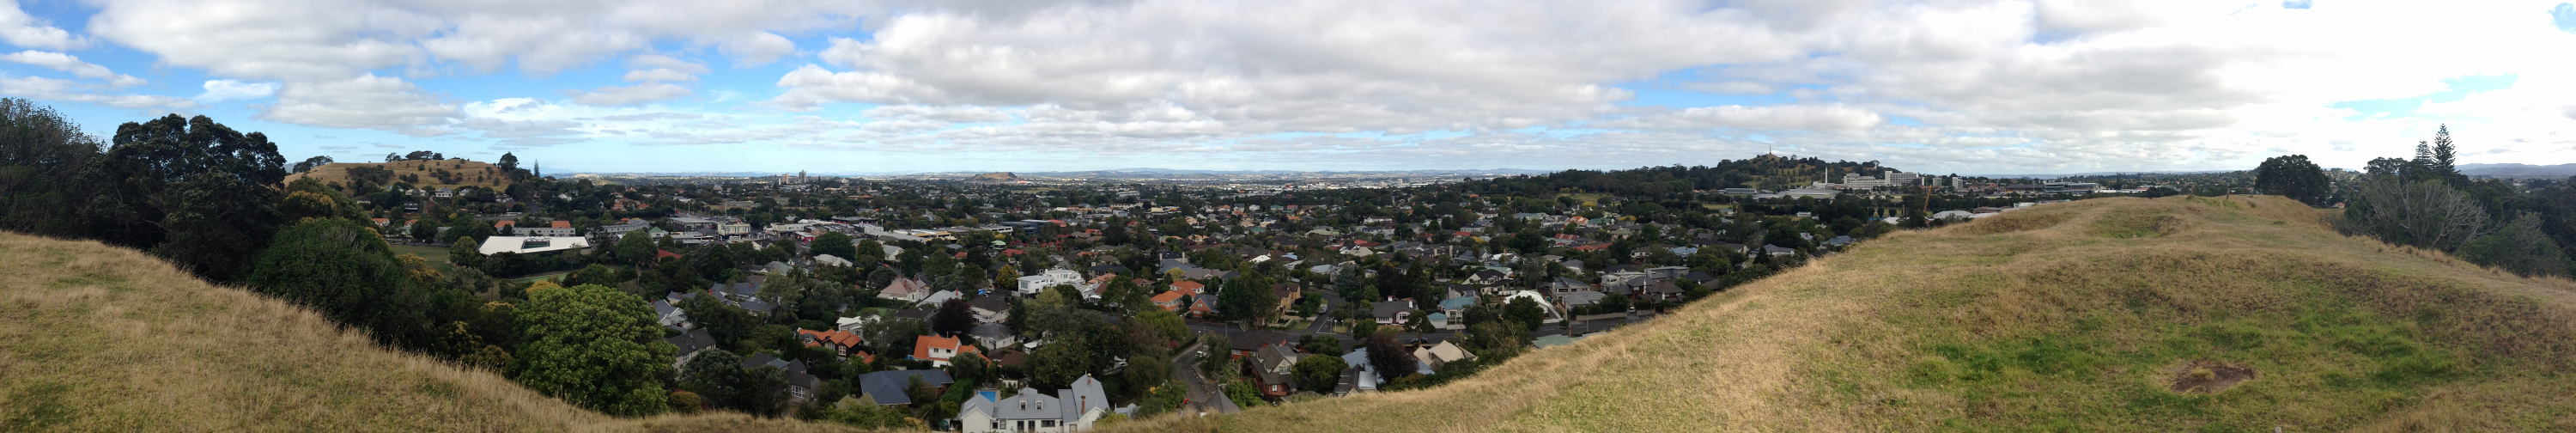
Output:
1170,340,1241,416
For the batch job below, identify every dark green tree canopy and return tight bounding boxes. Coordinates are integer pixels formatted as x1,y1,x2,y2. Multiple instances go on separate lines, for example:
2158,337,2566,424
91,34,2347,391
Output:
2253,155,2332,207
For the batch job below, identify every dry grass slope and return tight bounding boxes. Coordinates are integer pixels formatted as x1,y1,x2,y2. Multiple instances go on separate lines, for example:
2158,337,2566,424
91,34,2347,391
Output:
283,159,516,190
0,233,872,432
1102,195,2576,433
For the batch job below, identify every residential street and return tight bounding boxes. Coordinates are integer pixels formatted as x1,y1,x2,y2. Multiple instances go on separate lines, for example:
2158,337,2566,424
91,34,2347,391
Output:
1171,340,1241,416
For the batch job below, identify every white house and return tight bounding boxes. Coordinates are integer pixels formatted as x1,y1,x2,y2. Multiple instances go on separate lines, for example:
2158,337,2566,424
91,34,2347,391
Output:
1015,269,1084,296
958,375,1109,433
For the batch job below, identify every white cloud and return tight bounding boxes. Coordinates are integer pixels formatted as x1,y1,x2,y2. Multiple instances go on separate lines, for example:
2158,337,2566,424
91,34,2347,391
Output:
0,75,193,110
258,74,459,133
719,31,796,65
0,51,144,86
568,82,691,106
623,69,696,82
196,79,281,102
1600,105,1885,131
0,0,83,50
36,0,2576,172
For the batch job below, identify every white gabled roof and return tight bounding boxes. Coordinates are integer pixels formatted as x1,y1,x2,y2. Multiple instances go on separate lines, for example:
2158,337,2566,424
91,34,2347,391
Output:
477,236,591,255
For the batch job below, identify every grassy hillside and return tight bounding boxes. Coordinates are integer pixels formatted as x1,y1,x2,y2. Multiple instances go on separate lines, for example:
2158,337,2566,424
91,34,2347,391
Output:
0,233,867,432
1106,196,2576,432
284,159,515,191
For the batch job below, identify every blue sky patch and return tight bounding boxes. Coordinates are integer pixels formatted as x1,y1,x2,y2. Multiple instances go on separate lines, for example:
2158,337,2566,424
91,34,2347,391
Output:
2326,74,2516,120
2554,3,2576,33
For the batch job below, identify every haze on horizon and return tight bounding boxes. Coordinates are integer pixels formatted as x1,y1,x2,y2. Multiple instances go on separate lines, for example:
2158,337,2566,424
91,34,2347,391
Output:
2,0,2573,174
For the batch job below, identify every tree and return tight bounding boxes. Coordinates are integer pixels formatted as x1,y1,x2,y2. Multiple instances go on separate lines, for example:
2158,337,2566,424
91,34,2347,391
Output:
451,236,486,270
511,284,673,416
994,265,1021,295
2429,125,2458,178
497,152,520,179
2338,177,2489,252
2459,212,2569,277
680,349,750,412
1121,352,1173,397
0,98,106,239
243,218,430,348
811,231,856,261
291,156,333,174
931,298,975,336
1504,296,1547,333
617,229,656,265
2253,155,2332,207
1216,276,1277,325
93,114,288,282
1291,353,1346,394
1364,331,1417,379
1030,328,1097,391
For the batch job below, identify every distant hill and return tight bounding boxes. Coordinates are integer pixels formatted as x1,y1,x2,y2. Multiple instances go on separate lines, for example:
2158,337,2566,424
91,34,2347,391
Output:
1109,196,2576,432
2460,163,2576,178
968,172,1020,182
0,233,866,432
284,159,516,191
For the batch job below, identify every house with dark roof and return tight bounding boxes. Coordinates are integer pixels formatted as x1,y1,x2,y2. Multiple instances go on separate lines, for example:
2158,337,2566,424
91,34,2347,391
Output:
854,369,955,406
666,328,717,370
1246,344,1304,399
1371,301,1414,326
741,353,819,402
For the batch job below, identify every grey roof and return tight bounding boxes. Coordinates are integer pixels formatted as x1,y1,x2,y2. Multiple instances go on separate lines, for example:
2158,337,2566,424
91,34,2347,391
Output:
1249,345,1302,386
855,369,956,406
740,353,818,391
968,375,1109,423
1559,290,1607,307
666,329,716,356
1371,301,1413,320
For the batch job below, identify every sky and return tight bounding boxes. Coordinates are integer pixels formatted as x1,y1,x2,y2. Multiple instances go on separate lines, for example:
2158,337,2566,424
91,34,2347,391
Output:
3,0,2574,175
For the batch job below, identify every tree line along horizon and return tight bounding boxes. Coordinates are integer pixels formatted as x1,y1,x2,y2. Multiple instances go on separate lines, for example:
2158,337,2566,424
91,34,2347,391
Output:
2253,125,2575,277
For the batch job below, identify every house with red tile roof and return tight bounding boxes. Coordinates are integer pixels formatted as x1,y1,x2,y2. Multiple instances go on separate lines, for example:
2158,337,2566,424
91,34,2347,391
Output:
912,334,981,368
799,329,866,357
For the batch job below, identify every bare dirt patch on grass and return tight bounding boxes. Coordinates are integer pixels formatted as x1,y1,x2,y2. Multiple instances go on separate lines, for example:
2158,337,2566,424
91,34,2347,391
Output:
2166,359,2256,393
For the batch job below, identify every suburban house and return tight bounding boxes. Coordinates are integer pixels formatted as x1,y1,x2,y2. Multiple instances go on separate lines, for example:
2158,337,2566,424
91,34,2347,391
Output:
741,353,820,402
1246,344,1304,399
957,375,1109,433
879,277,933,304
665,328,717,370
521,220,576,237
799,328,866,358
970,322,1018,350
1334,349,1381,396
1269,283,1303,323
854,369,955,406
1411,341,1477,375
968,296,1012,324
1015,268,1085,296
1150,281,1206,313
1371,301,1414,325
913,334,981,368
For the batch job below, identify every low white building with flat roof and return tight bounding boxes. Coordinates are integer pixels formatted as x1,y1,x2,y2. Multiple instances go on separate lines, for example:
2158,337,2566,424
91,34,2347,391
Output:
477,236,592,255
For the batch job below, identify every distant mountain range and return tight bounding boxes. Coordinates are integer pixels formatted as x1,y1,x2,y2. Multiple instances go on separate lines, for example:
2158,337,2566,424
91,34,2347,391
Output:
2459,163,2576,177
